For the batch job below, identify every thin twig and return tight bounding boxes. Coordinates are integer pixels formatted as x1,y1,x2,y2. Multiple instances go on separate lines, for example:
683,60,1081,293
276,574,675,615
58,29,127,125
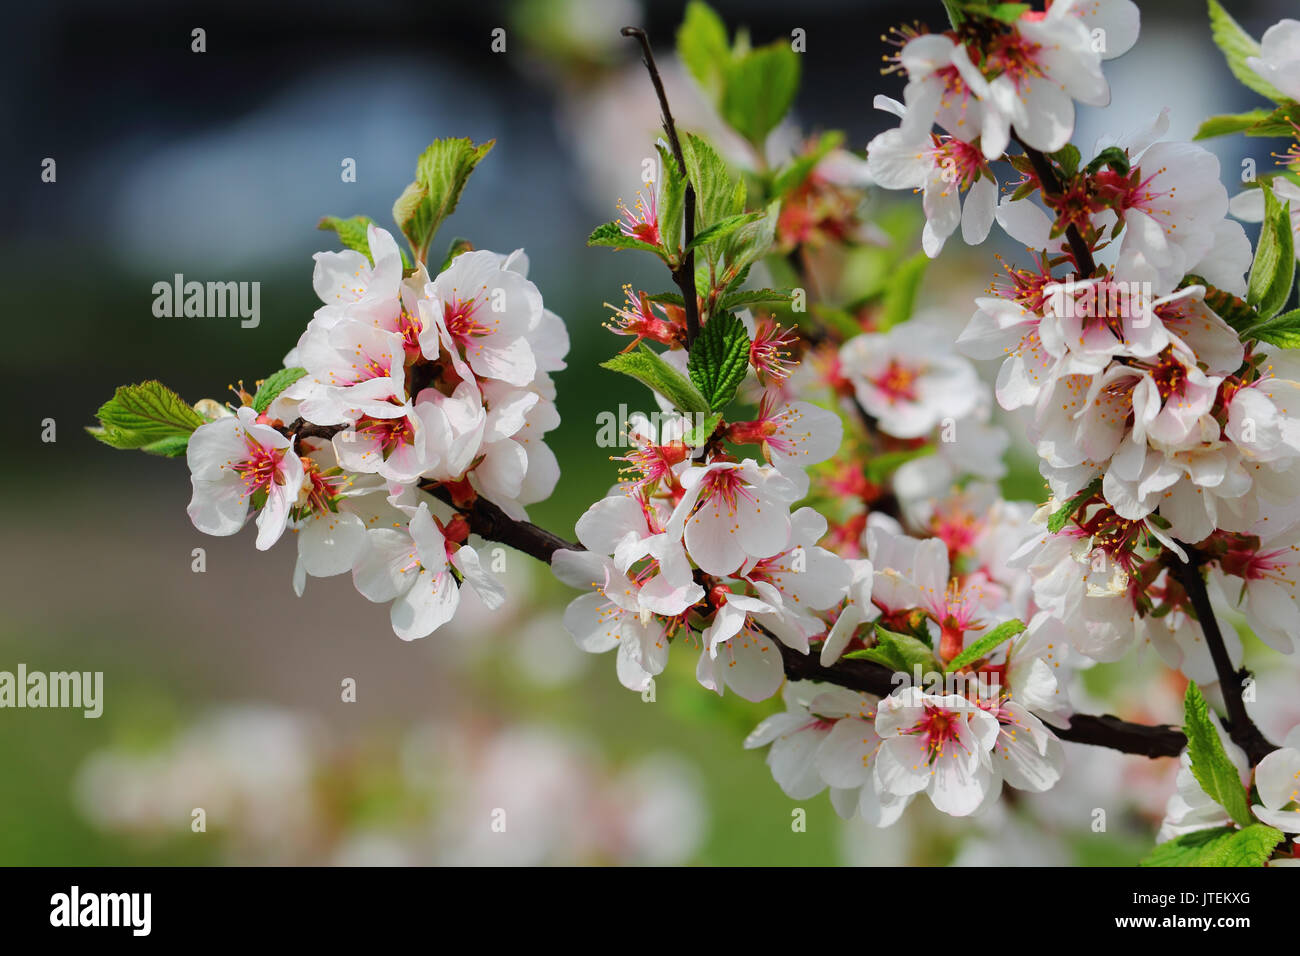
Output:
621,26,701,348
1013,133,1097,279
1172,545,1277,765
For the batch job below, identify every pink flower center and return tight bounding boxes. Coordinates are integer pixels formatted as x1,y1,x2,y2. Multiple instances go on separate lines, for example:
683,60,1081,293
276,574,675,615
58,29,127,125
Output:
357,413,416,457
871,360,920,403
443,293,493,347
929,136,984,190
698,467,756,514
235,437,288,495
904,704,967,761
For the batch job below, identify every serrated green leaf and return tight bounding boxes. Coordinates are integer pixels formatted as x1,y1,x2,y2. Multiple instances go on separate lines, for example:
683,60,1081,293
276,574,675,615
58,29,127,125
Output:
682,134,746,242
252,367,307,414
687,311,751,410
721,200,780,280
1046,477,1102,533
686,211,763,255
945,619,1026,672
1141,827,1236,867
600,344,710,415
1196,823,1285,867
1207,0,1290,104
140,434,192,458
683,411,723,447
846,624,941,674
1183,682,1253,828
96,381,206,442
676,1,731,102
392,138,494,264
656,143,687,260
1194,109,1276,139
1240,307,1300,348
878,252,928,330
1199,280,1262,332
721,44,800,147
587,220,666,257
1247,182,1296,319
317,215,377,262
718,288,796,310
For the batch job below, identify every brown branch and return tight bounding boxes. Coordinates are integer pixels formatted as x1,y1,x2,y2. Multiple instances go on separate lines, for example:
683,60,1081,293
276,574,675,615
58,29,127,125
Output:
421,483,580,564
1013,133,1097,279
621,26,700,349
1171,544,1277,765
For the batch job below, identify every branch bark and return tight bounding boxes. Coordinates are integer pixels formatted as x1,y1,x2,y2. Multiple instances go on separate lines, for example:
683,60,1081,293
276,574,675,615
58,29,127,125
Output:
1172,546,1277,765
1013,134,1097,279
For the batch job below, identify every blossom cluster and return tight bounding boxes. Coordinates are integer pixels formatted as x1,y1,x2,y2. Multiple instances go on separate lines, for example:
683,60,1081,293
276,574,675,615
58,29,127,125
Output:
185,223,568,640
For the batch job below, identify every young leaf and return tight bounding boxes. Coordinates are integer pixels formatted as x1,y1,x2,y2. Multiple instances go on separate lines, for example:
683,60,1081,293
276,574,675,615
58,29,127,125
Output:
587,220,666,257
1198,280,1261,332
983,3,1031,24
682,134,746,234
687,311,751,410
1051,144,1081,178
770,131,846,196
1195,823,1285,867
139,434,193,458
318,215,377,262
600,344,711,415
392,138,494,264
252,367,307,414
1207,0,1289,103
721,200,780,279
1240,307,1300,348
1084,146,1130,177
721,44,800,147
95,381,207,443
1140,826,1235,867
676,1,731,102
439,237,474,273
1046,477,1102,533
873,624,942,674
1247,182,1296,319
945,620,1026,672
656,143,687,260
683,411,723,448
1194,109,1276,140
1183,682,1253,828
717,288,796,310
686,211,763,255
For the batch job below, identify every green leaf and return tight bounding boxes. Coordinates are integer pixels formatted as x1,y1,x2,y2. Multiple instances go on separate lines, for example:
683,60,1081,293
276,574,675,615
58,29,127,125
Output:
1244,102,1300,137
682,134,746,238
600,344,711,415
318,215,377,262
587,220,666,257
945,619,1026,672
717,288,796,310
982,2,1030,23
95,381,206,443
845,624,941,674
677,1,731,102
1240,307,1300,348
720,200,780,279
878,252,929,330
1051,144,1081,178
392,137,494,264
139,434,193,458
687,311,751,410
1207,0,1290,104
683,411,723,447
686,211,763,255
439,237,474,273
252,367,307,414
1183,682,1253,828
1247,182,1296,319
721,44,801,147
770,131,846,196
864,446,933,484
1196,823,1286,867
1084,146,1130,176
1141,827,1235,867
940,0,967,28
1046,477,1102,533
1194,109,1276,139
656,143,687,260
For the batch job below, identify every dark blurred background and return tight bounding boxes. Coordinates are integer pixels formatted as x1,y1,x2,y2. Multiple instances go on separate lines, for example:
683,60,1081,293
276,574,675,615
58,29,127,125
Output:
0,0,1293,865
